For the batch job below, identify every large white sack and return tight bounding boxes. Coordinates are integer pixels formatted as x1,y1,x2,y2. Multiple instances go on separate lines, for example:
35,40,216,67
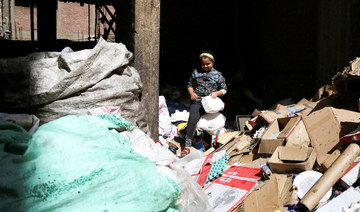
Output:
0,38,147,131
201,96,224,113
196,112,226,131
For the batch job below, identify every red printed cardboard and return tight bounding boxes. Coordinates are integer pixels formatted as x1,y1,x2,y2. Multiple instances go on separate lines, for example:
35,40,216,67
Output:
222,166,262,181
204,176,257,212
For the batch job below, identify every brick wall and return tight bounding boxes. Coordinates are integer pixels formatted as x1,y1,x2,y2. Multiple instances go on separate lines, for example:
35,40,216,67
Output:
14,3,37,40
12,0,114,41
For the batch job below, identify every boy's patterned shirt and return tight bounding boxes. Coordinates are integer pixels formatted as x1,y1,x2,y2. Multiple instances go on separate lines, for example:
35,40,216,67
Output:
187,68,227,102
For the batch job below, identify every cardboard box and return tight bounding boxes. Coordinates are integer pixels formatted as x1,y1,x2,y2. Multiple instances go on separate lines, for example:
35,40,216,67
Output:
259,116,311,154
278,117,310,148
268,146,316,173
279,146,308,161
302,107,360,164
258,117,292,154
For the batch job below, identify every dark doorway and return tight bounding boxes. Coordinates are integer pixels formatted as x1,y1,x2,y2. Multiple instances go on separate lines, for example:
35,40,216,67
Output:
160,0,319,124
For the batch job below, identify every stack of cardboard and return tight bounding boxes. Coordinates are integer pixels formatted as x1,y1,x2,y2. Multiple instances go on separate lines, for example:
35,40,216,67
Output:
195,58,360,211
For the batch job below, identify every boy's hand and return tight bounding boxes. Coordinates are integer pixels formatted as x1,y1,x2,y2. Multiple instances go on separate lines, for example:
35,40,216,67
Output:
190,92,198,100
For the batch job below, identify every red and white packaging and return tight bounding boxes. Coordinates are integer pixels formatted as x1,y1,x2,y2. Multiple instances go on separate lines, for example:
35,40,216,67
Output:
204,166,261,212
222,166,262,181
193,151,226,187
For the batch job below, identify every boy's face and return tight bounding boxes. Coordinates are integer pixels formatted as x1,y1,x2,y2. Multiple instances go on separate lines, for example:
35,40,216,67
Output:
201,58,213,72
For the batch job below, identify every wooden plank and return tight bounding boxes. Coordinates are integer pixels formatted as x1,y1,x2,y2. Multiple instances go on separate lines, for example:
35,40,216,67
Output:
134,0,160,139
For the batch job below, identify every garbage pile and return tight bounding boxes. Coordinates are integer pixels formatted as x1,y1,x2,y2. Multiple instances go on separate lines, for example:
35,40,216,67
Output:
1,38,359,211
0,40,212,211
160,58,360,211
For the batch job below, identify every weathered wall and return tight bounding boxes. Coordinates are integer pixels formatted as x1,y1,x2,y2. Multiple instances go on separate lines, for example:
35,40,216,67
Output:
134,0,160,140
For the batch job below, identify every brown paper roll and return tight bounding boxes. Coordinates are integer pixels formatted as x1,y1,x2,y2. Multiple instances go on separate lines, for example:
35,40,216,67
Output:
300,143,360,210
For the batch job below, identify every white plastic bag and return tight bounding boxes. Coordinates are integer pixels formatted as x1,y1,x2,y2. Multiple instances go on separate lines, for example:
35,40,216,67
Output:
159,96,178,137
170,164,213,212
197,112,226,131
201,96,224,113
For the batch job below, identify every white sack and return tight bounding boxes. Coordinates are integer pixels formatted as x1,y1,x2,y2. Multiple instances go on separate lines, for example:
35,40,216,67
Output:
196,112,226,131
0,38,147,131
201,96,224,113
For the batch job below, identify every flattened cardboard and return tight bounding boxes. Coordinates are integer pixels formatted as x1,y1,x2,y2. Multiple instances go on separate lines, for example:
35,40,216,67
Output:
203,147,215,156
239,154,254,164
302,107,360,164
217,131,241,145
235,135,251,152
243,157,269,169
243,175,283,212
279,147,308,162
276,174,298,206
260,102,316,124
268,146,316,173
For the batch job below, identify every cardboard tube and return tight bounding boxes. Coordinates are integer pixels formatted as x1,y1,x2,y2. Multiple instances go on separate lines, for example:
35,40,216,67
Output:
300,143,360,210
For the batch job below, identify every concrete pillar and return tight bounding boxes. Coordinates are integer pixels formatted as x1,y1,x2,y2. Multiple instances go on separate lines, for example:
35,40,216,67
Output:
134,0,160,139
